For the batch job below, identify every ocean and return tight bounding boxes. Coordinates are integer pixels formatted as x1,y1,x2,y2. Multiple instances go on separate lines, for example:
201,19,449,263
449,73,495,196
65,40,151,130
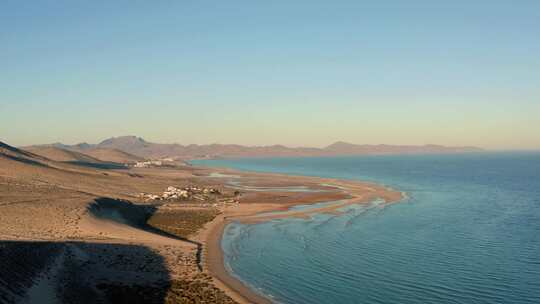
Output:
192,153,540,304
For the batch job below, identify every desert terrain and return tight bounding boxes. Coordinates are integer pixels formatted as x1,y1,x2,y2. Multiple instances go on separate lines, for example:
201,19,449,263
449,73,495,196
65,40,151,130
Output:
0,140,402,304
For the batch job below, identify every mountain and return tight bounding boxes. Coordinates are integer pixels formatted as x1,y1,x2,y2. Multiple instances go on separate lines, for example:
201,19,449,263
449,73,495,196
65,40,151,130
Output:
25,136,484,160
72,142,93,150
97,136,149,151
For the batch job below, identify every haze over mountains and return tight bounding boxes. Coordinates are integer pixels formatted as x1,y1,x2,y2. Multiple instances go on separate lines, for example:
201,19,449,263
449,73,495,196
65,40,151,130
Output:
25,136,483,160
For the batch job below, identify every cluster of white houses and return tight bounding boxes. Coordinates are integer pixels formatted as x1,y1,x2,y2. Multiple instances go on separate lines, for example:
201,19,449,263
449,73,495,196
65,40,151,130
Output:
139,186,224,202
133,160,164,168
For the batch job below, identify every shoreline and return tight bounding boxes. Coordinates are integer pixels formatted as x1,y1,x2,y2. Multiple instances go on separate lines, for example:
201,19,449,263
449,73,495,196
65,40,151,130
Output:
198,168,404,304
0,148,404,304
204,214,272,304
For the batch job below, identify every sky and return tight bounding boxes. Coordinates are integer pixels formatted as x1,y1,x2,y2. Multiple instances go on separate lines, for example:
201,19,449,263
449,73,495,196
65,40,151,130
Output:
1,1,539,149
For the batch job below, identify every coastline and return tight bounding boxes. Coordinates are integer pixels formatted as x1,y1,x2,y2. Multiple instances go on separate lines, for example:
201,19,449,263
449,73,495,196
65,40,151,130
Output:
204,214,272,304
197,168,404,304
4,144,537,303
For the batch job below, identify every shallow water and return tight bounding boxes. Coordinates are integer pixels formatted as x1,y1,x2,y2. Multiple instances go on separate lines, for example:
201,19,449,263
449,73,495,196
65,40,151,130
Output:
226,180,324,193
193,153,540,304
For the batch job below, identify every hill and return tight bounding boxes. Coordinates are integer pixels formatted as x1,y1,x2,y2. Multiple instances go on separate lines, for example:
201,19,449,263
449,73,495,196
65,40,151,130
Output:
23,146,103,163
19,146,127,170
0,140,159,200
78,148,144,164
0,141,50,166
28,136,484,160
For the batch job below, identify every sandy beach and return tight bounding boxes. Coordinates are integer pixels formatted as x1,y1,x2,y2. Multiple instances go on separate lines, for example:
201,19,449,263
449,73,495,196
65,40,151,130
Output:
196,169,404,304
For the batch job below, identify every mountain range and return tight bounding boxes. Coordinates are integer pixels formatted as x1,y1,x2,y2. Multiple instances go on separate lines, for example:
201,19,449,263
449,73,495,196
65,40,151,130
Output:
24,136,484,160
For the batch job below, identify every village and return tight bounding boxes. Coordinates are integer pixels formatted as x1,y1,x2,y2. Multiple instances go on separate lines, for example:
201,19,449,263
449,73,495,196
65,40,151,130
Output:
133,160,165,168
138,185,240,206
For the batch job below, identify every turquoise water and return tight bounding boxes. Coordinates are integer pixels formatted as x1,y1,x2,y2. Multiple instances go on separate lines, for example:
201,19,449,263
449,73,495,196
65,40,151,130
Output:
193,153,540,304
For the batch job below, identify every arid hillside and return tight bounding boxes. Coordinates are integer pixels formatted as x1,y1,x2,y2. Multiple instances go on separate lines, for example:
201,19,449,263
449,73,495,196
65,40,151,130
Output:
0,140,239,303
27,135,484,160
78,148,144,164
23,146,104,163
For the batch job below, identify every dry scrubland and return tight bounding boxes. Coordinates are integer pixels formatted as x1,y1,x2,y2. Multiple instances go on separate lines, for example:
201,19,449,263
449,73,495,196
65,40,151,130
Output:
0,141,240,303
148,209,220,239
0,140,402,304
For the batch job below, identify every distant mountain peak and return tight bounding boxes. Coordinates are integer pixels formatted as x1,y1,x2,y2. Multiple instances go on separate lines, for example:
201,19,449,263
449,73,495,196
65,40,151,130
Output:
325,141,355,150
73,142,92,149
26,136,484,160
98,136,146,145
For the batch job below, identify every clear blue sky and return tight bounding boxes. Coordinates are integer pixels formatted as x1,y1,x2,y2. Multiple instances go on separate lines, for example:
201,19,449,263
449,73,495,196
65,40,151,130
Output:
1,1,539,149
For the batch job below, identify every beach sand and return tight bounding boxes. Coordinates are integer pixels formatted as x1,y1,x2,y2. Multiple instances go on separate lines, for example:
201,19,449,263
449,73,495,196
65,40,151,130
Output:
196,170,404,304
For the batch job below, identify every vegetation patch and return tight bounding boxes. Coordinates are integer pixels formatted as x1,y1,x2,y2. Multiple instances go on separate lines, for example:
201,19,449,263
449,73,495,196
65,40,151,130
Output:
147,208,220,239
